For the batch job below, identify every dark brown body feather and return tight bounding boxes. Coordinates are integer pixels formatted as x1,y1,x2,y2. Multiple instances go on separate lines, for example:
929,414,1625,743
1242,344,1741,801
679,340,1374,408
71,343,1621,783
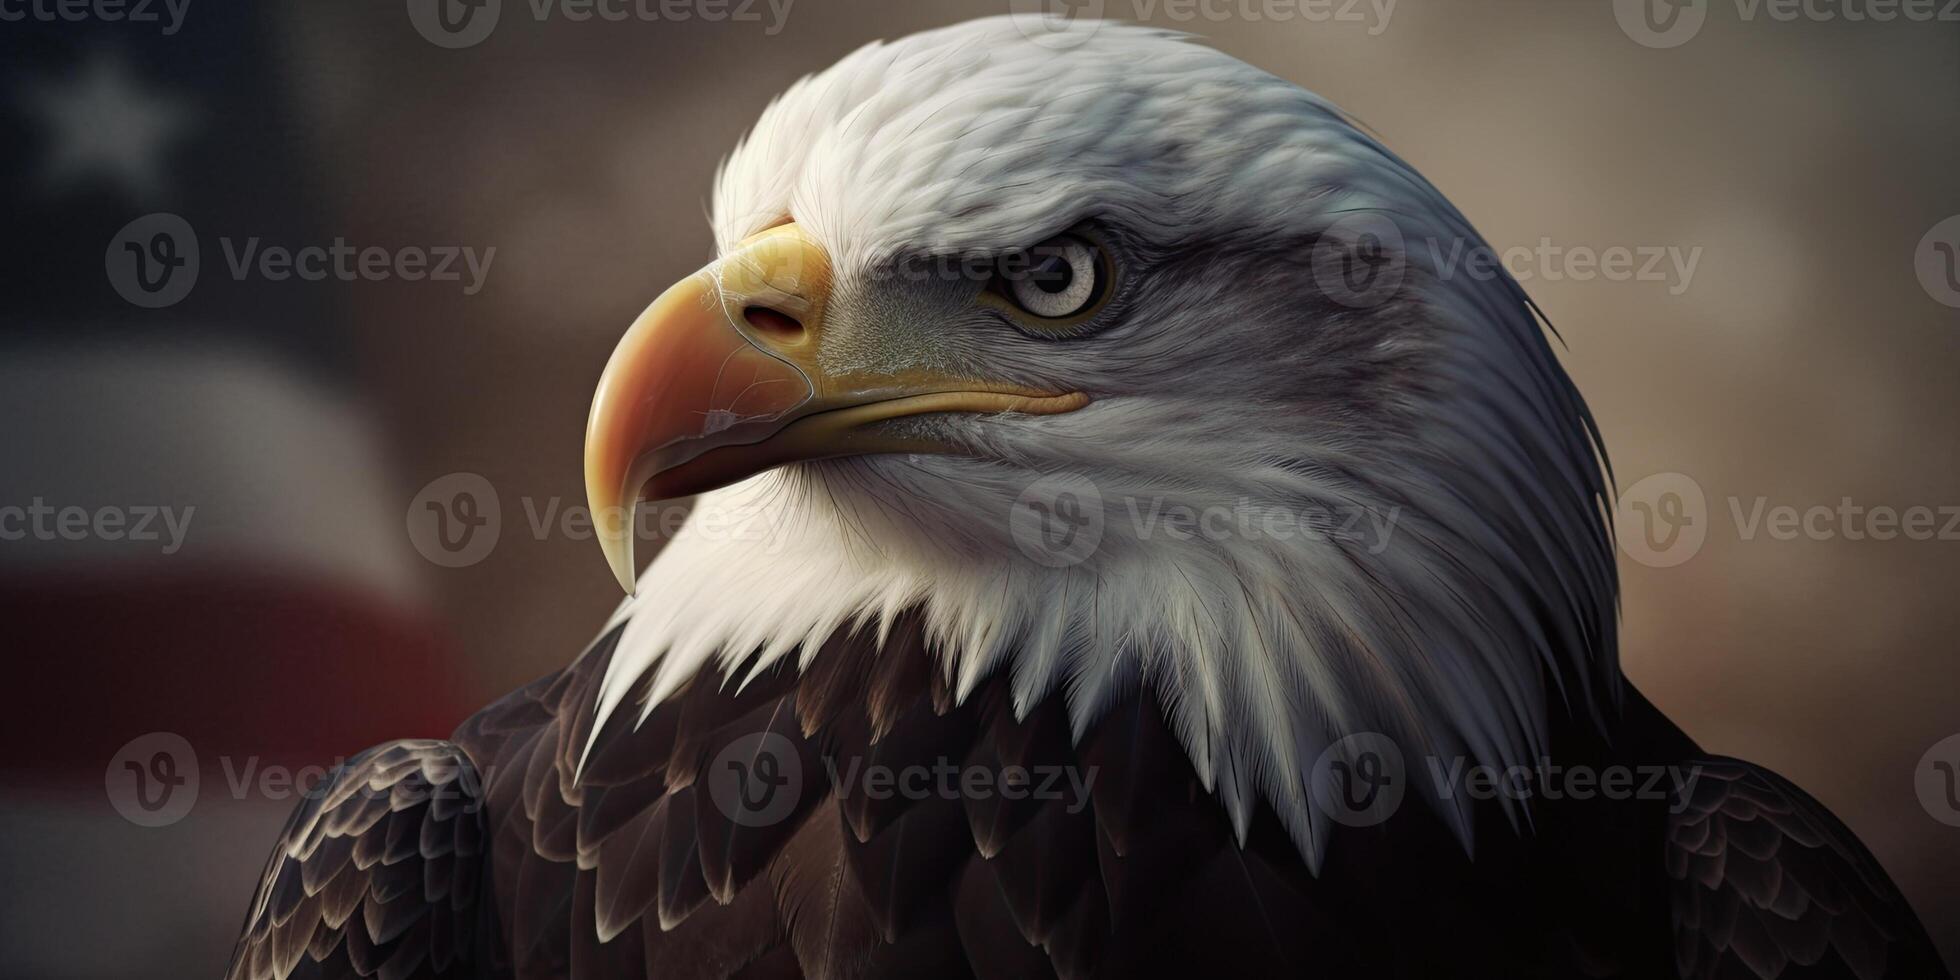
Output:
227,616,1948,979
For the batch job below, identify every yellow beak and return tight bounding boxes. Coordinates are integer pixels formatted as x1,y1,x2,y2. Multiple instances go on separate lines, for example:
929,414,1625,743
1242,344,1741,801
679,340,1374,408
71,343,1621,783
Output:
584,223,1088,593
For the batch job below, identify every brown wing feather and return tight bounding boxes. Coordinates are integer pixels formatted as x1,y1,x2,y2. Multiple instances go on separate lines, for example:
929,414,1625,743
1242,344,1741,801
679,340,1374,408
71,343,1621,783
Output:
225,741,488,980
768,796,886,979
451,612,1883,979
447,614,1358,978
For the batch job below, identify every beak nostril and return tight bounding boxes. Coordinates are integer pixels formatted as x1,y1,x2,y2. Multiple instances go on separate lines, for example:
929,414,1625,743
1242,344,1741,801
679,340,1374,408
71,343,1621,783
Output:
742,305,804,340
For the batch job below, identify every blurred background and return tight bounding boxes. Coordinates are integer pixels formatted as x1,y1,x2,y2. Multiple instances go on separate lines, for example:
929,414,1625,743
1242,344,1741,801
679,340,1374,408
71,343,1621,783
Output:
1,1,1955,976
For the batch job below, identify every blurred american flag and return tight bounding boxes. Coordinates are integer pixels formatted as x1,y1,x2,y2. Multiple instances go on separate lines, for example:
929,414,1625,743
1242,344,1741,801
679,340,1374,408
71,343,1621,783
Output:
0,7,470,977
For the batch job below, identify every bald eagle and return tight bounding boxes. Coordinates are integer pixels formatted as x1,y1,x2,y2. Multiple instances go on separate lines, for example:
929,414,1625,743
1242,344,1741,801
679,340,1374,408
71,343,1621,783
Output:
226,17,1946,980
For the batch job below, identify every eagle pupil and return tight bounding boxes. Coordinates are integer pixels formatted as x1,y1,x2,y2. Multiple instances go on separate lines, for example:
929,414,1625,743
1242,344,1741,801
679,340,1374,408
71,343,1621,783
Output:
1029,252,1073,294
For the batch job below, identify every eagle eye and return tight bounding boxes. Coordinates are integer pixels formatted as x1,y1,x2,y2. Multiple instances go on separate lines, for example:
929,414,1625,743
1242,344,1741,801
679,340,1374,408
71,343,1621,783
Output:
991,234,1111,327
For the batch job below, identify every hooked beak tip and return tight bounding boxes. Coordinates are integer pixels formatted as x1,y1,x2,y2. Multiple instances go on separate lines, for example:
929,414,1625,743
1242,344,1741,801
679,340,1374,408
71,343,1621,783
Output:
599,502,638,596
611,556,638,597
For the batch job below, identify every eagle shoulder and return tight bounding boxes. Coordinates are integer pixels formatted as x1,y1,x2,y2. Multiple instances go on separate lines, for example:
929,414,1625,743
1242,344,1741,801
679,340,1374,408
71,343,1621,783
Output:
1667,756,1949,980
225,740,488,980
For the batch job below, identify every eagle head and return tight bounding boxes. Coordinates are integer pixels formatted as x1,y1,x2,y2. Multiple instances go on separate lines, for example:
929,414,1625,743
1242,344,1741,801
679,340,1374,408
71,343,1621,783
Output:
582,16,1617,859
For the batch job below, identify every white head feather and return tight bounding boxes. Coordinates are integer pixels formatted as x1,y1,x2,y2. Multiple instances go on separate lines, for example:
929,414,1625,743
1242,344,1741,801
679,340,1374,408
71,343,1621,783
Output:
588,16,1619,868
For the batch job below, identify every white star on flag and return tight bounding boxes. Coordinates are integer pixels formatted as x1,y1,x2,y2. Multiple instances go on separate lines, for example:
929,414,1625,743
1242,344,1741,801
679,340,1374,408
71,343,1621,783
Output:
20,50,196,204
